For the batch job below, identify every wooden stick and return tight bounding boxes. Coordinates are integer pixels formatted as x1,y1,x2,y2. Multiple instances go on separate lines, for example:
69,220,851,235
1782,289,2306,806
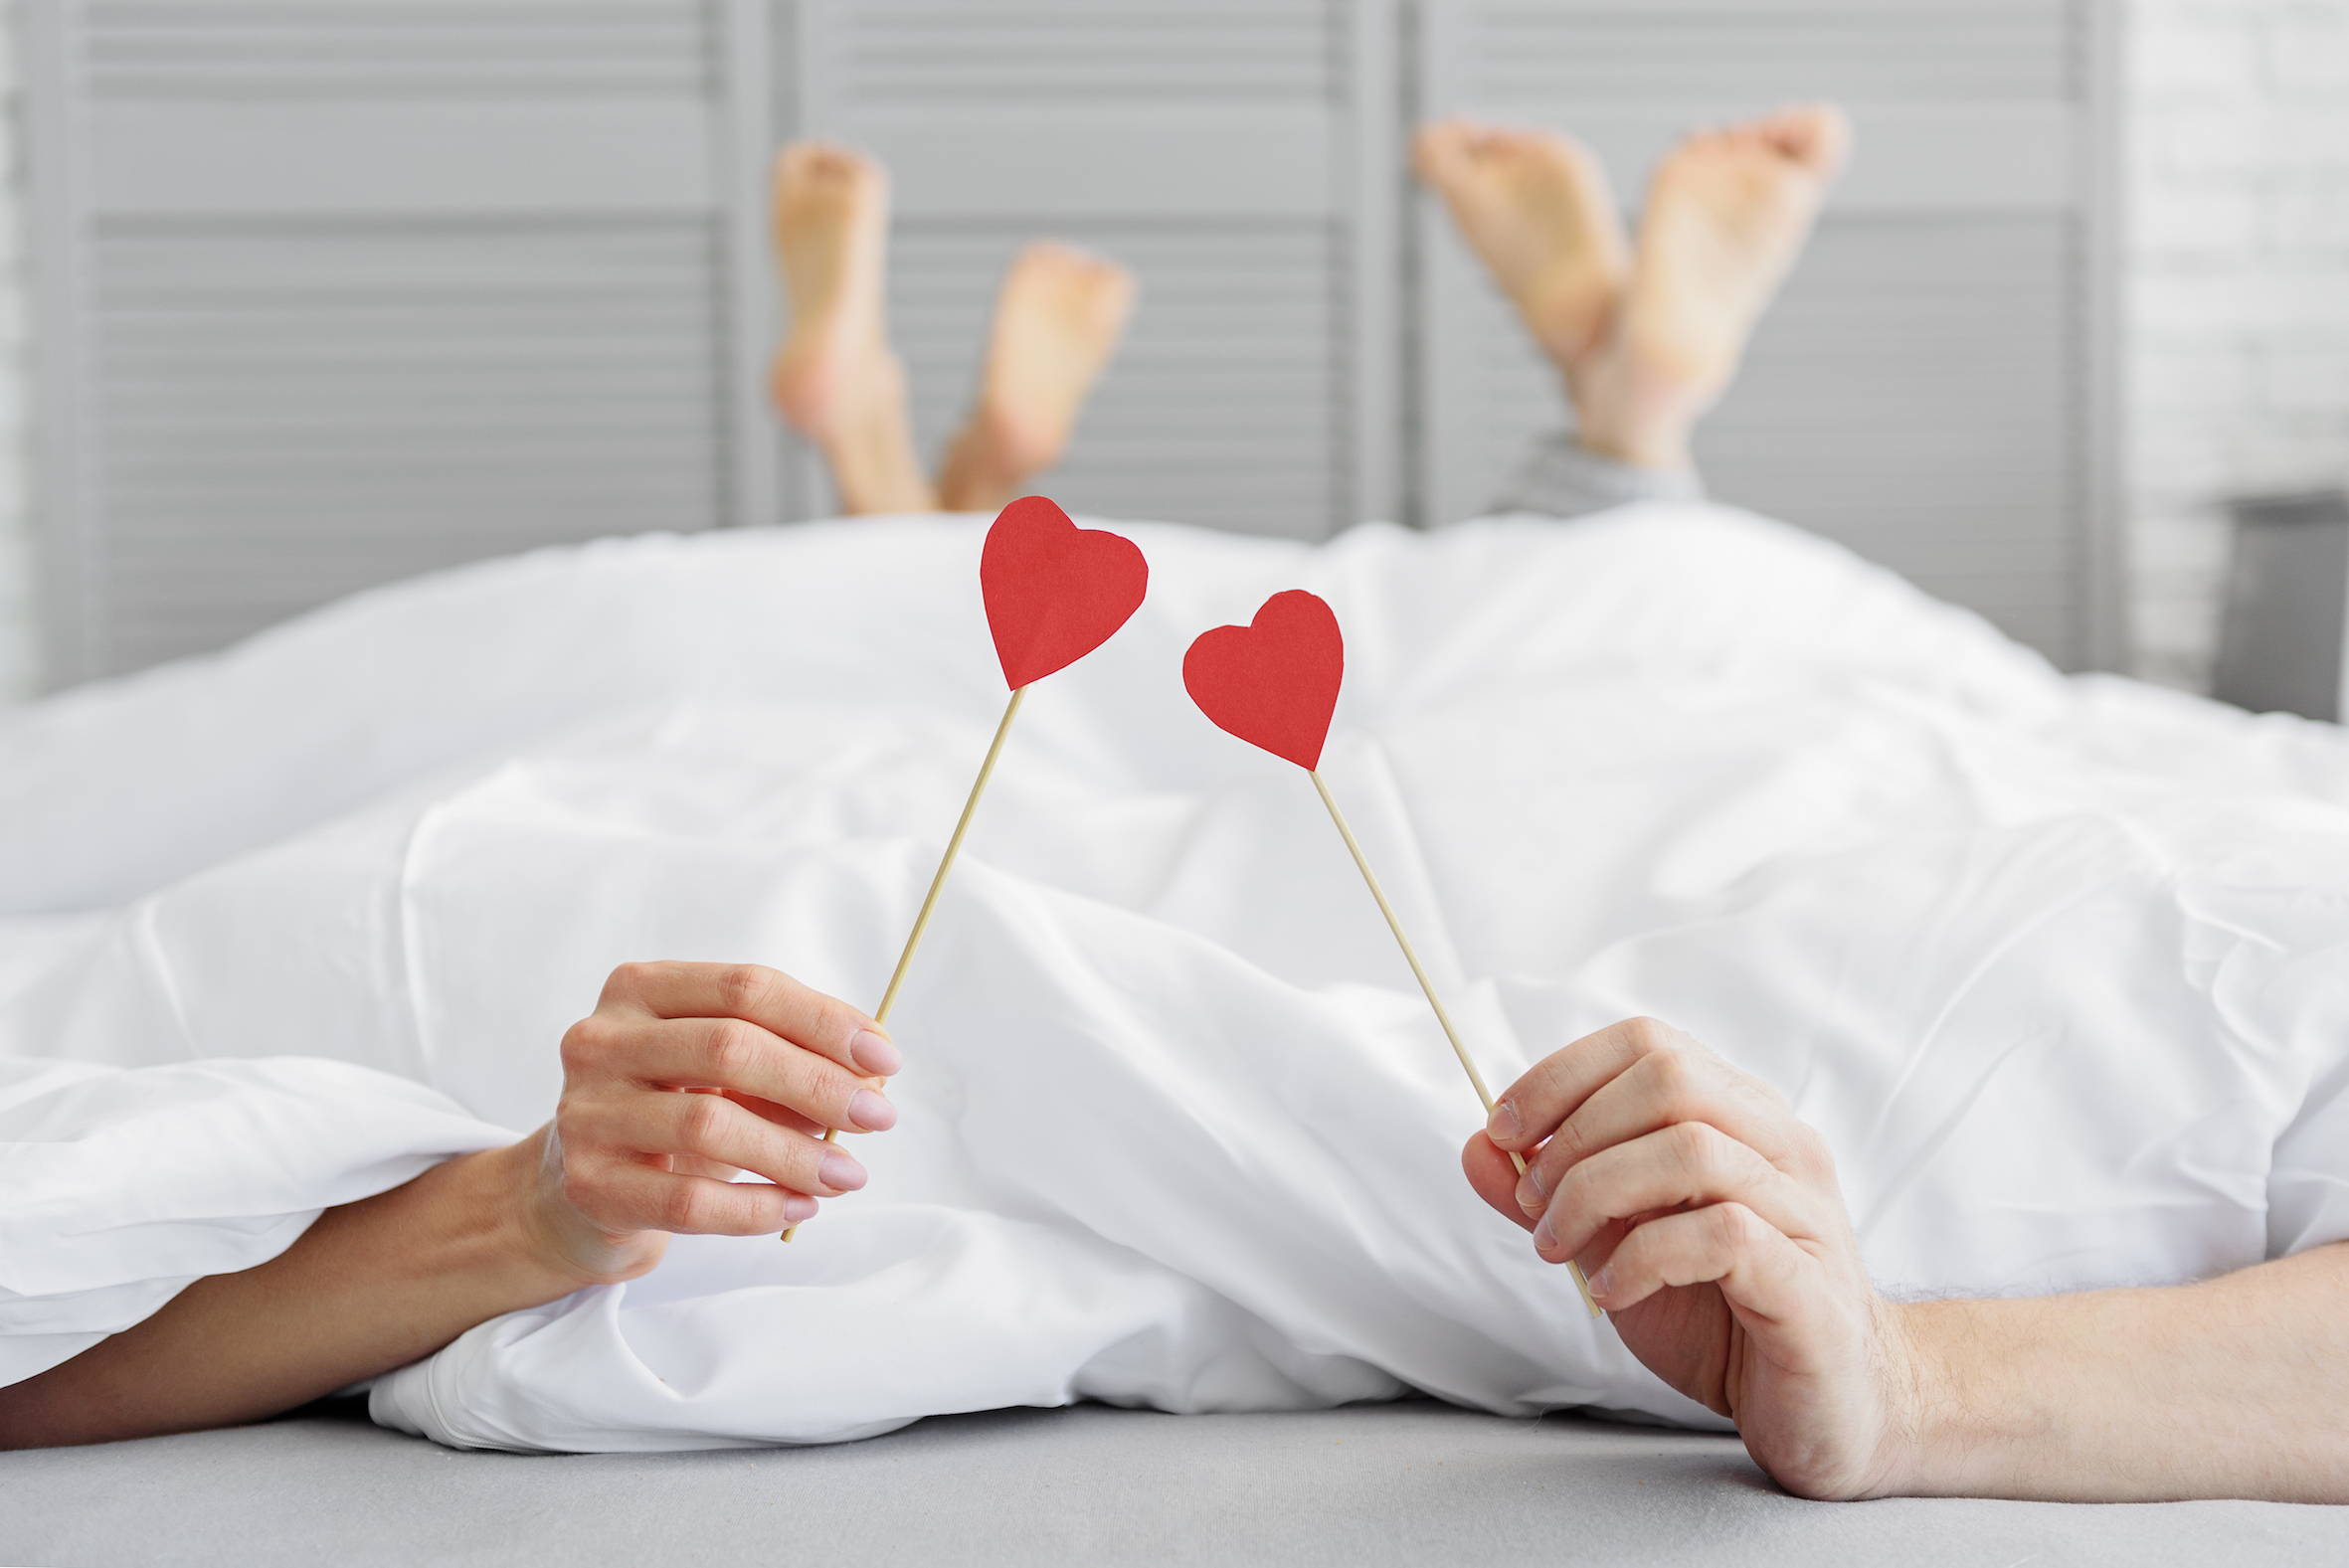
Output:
784,685,1027,1242
1310,771,1601,1318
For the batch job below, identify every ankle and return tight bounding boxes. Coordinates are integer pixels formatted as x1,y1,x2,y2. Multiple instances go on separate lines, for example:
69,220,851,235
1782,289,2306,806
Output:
1568,390,1697,471
827,439,938,515
818,353,938,515
1565,347,1705,472
937,406,1043,514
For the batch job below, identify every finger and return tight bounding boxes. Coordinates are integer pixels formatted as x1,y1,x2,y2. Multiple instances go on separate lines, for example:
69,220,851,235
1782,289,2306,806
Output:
1461,1132,1537,1234
1516,1046,1819,1221
723,1089,823,1139
1582,1201,1817,1325
662,1090,870,1196
1465,1134,1637,1283
1487,1016,1686,1152
1551,1045,1811,1185
571,1014,896,1133
568,1160,817,1237
602,961,901,1077
1529,1122,1822,1267
582,1088,869,1197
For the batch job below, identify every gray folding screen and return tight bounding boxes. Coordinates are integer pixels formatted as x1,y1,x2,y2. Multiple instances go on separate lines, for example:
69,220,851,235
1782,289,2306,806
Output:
23,0,2115,685
789,0,1399,538
24,0,782,683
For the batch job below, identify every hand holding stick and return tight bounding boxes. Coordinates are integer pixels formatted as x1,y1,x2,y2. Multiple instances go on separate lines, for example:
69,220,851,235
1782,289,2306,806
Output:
1183,590,1602,1318
1312,771,1600,1316
784,498,1146,1242
784,687,1024,1240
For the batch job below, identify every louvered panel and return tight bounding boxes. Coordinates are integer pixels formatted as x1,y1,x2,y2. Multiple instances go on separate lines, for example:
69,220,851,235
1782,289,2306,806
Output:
29,0,776,683
83,2,712,100
1420,0,2115,670
89,218,724,672
836,0,1334,102
1442,213,2083,658
794,0,1395,540
1470,1,2074,103
1708,257,2081,659
890,223,1343,535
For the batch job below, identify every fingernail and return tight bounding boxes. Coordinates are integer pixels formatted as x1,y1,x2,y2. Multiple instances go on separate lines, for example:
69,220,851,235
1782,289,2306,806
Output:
847,1088,896,1132
817,1149,866,1192
850,1029,902,1076
1587,1265,1614,1302
1489,1101,1522,1142
783,1194,818,1224
1515,1164,1547,1215
1533,1209,1557,1253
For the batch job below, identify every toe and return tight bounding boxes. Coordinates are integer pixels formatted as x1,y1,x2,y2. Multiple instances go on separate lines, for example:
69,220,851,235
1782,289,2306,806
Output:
1785,103,1853,175
1746,103,1851,175
1412,119,1475,181
774,143,816,196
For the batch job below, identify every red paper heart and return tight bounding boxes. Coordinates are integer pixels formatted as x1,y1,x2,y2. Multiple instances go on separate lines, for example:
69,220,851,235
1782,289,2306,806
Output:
1181,590,1345,771
981,496,1150,689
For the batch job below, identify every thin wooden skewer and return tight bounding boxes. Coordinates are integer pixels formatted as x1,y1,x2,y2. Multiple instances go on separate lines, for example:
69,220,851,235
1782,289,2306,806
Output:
1310,770,1601,1318
784,685,1027,1242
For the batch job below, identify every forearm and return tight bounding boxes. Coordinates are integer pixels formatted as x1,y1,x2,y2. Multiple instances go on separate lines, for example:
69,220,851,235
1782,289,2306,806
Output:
1891,1242,2349,1502
0,1132,585,1450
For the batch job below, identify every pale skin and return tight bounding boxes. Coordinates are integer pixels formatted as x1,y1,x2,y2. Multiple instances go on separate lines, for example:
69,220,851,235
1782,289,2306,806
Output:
10,113,2345,1502
1462,1017,2349,1503
768,140,1136,516
0,961,905,1449
1413,104,1850,470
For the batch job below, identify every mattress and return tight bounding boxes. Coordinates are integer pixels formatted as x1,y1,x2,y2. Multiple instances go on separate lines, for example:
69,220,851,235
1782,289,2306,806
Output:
4,1400,2343,1566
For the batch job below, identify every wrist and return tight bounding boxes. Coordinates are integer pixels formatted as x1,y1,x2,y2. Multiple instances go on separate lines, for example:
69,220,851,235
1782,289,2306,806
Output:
1864,1298,1990,1499
432,1136,603,1305
1857,1299,1935,1497
502,1124,669,1292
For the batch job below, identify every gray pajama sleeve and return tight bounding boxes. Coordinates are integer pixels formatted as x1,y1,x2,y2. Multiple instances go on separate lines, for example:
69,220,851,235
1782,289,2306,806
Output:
1482,432,1706,522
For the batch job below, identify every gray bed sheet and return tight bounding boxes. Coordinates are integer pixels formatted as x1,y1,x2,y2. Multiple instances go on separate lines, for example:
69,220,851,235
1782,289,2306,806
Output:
3,1399,2343,1566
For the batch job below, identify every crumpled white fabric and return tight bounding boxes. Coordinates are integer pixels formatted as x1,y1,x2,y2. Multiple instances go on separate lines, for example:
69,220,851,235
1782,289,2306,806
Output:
0,1056,510,1385
3,504,2347,1453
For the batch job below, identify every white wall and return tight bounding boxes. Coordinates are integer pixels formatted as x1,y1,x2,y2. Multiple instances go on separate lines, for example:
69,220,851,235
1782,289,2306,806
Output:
0,0,29,707
0,3,2345,706
2126,0,2349,691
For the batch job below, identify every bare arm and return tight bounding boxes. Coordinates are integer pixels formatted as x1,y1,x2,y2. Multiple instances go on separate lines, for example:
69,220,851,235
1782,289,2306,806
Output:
0,961,901,1450
0,1132,579,1448
1465,1016,2349,1502
1895,1243,2349,1502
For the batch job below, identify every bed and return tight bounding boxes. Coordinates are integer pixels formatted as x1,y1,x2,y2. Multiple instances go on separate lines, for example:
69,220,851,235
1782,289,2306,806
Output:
6,1401,2346,1566
6,507,2348,1489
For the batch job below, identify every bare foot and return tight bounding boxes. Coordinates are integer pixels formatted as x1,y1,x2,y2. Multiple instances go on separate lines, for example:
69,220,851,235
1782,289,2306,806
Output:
936,243,1137,514
1413,118,1632,369
769,142,936,514
1578,105,1852,467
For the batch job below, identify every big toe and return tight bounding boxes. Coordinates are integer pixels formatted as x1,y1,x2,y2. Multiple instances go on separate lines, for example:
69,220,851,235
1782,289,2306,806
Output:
1084,260,1140,327
1759,104,1852,177
778,141,883,203
1014,244,1136,324
776,140,839,191
1412,118,1480,184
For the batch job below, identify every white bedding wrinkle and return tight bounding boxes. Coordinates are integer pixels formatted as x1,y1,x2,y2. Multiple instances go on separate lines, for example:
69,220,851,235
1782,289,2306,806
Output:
2,504,2346,1451
0,1055,509,1385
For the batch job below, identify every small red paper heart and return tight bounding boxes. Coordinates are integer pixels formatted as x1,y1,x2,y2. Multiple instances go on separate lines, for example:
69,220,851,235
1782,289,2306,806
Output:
1181,590,1345,771
981,496,1150,689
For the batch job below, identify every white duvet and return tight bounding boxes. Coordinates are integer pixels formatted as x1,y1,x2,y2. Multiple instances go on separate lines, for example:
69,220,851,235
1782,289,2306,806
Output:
4,504,2347,1453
